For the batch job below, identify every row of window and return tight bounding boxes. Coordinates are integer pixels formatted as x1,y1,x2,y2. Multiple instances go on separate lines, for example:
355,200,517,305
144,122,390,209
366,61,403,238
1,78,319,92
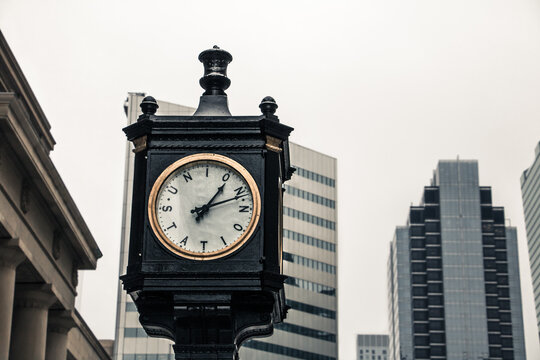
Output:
411,283,443,295
122,355,171,360
358,356,386,360
284,207,336,230
283,228,335,252
489,347,515,359
413,308,444,320
275,322,336,342
414,321,444,332
124,327,148,338
414,333,445,345
243,340,336,360
415,346,445,358
358,349,387,354
293,166,335,187
413,296,443,308
283,251,336,274
287,299,336,319
284,185,335,208
285,276,336,296
482,219,514,351
487,309,512,321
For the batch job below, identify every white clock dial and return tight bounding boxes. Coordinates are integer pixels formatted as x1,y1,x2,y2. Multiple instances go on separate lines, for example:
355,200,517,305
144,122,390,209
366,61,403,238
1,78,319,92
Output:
148,153,261,260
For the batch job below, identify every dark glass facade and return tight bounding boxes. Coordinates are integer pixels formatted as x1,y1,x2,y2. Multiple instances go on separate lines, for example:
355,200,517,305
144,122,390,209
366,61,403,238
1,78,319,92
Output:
388,160,526,360
408,187,447,360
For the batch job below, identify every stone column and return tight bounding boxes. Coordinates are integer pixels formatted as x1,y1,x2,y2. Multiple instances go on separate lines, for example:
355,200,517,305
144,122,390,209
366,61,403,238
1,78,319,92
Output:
45,310,75,360
9,284,56,360
0,245,25,359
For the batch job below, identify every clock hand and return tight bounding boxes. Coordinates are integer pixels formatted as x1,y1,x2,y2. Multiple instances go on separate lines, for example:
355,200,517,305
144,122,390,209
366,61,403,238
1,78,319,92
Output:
191,194,249,219
205,183,226,207
191,183,226,221
203,193,249,209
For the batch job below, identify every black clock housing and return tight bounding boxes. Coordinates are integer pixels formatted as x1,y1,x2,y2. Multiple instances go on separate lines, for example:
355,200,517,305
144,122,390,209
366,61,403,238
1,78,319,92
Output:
121,47,294,360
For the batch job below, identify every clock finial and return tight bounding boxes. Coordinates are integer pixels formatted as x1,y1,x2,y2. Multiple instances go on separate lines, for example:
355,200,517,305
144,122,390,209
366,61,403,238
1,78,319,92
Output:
259,96,279,121
198,45,233,96
193,46,233,116
140,96,159,116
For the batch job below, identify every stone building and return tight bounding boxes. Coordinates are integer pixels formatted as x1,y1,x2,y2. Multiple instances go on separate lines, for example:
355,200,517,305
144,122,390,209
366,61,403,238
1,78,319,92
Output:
0,30,111,359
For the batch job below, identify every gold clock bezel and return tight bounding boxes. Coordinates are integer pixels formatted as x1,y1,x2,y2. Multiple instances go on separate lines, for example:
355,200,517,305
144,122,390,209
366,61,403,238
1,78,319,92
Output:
148,153,261,260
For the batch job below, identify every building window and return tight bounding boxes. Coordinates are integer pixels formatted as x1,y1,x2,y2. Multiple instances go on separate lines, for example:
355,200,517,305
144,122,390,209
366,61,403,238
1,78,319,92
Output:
275,322,336,342
283,229,335,252
284,207,336,230
284,276,336,296
124,328,147,337
283,252,336,274
292,166,335,188
287,299,336,319
284,185,335,208
243,340,336,360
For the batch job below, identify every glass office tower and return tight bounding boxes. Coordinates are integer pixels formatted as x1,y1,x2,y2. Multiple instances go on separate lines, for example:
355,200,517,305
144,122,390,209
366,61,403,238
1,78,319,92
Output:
388,160,526,360
520,142,540,341
114,94,338,360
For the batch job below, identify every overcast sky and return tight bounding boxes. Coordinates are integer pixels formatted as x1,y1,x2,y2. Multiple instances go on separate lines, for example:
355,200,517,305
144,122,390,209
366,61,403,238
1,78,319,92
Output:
2,0,540,358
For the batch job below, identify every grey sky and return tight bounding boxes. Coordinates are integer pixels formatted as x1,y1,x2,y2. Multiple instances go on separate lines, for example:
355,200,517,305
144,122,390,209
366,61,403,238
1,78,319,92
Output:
2,0,540,358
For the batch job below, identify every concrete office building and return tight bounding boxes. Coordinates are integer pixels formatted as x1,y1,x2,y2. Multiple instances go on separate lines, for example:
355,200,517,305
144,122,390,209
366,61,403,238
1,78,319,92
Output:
388,160,526,360
113,93,195,360
520,142,540,340
114,94,338,360
0,31,111,360
357,334,388,360
240,143,338,360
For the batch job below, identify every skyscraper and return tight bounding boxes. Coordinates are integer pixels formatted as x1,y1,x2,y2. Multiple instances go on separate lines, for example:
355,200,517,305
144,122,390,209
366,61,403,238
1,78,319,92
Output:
113,93,195,360
240,143,338,360
520,142,540,340
388,160,526,360
357,334,389,360
114,94,338,360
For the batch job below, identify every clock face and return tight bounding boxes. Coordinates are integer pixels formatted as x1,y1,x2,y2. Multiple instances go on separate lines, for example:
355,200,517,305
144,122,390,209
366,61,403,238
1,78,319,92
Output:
148,153,261,260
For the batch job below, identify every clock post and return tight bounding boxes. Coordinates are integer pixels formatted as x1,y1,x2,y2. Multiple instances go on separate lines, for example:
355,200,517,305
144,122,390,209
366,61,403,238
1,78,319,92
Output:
121,46,294,360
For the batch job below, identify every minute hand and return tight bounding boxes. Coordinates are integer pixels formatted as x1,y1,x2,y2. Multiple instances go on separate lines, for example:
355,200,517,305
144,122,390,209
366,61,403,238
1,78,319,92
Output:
205,194,248,209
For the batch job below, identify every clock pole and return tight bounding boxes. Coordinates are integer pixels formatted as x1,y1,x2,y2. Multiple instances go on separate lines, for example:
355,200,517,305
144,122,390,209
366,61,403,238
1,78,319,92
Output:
121,46,294,360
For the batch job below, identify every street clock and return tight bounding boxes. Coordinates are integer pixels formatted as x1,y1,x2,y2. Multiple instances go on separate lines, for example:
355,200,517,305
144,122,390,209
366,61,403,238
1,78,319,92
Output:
121,46,294,360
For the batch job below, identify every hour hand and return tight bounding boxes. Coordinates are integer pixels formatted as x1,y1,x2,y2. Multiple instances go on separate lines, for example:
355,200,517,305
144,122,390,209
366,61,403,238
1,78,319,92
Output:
191,184,225,221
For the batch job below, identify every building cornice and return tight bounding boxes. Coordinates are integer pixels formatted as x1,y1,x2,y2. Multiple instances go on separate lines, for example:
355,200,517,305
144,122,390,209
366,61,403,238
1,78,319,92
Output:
0,93,101,269
0,31,55,153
